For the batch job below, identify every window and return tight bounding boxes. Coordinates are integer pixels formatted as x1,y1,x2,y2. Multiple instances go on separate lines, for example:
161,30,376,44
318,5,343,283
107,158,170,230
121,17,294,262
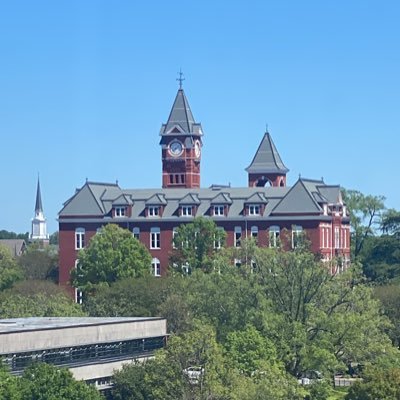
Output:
269,226,280,248
214,228,225,249
152,258,161,277
251,226,258,241
234,226,242,247
172,227,178,248
292,225,303,249
213,205,224,216
114,207,125,217
182,263,190,275
150,227,160,249
132,227,140,240
148,206,160,217
248,204,260,216
181,206,193,216
234,258,241,267
334,227,340,249
74,260,83,304
75,228,85,250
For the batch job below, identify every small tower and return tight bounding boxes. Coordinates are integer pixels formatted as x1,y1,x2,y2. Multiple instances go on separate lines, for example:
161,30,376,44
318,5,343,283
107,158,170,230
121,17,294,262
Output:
246,130,289,187
30,177,49,244
159,73,203,189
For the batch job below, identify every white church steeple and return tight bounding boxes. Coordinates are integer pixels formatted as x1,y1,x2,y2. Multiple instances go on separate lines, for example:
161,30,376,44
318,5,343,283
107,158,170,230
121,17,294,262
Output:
30,177,49,243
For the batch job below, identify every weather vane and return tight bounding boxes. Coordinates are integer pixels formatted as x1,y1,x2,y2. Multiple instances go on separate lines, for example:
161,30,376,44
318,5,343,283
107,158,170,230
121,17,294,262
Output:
177,68,185,89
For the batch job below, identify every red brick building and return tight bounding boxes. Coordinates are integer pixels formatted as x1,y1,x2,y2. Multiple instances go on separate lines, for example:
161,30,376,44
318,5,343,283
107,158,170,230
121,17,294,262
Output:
59,87,350,300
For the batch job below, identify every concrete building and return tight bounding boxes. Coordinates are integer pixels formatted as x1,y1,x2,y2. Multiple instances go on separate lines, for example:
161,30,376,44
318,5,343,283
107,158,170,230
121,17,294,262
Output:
0,317,167,392
58,84,351,299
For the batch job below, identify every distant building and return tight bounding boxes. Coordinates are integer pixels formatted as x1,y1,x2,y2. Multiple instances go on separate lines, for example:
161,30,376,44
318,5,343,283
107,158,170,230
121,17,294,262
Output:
30,177,49,245
0,317,167,393
58,83,351,300
0,239,27,257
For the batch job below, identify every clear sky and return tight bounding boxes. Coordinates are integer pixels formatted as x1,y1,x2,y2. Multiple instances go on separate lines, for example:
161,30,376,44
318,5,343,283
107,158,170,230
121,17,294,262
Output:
1,0,399,234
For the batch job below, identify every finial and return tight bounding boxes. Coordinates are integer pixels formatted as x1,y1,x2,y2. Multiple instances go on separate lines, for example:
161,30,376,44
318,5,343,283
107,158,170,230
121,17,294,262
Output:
176,68,185,89
299,173,301,179
321,176,324,182
265,123,269,133
86,177,88,183
116,179,119,185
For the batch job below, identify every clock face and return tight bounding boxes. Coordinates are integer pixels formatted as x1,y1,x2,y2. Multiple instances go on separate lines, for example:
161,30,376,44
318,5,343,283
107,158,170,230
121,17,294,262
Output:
169,141,183,157
194,140,201,158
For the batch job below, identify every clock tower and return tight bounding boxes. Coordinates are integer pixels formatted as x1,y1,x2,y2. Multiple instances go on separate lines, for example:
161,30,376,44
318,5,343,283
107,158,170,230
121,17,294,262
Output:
160,81,203,189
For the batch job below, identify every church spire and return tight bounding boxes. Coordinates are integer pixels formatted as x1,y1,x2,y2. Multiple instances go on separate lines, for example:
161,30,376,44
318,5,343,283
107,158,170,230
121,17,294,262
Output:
246,130,289,187
30,176,49,244
35,177,43,214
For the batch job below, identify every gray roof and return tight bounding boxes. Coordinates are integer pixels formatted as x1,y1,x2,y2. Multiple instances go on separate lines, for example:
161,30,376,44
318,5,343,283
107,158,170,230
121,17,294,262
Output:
246,131,289,174
160,89,203,137
0,240,26,257
35,178,43,213
0,317,164,334
59,179,344,223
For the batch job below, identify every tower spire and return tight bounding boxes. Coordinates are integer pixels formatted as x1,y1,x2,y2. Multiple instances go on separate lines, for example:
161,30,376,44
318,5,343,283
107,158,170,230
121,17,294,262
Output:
30,176,49,244
176,68,185,89
35,176,43,214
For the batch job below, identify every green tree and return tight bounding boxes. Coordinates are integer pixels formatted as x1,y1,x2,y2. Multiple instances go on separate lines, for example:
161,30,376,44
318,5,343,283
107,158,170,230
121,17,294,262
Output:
381,208,400,237
20,363,101,400
254,247,397,377
0,230,29,240
0,364,21,400
342,189,385,259
170,217,226,273
71,224,151,294
0,290,85,318
345,366,400,400
0,244,23,291
18,246,58,281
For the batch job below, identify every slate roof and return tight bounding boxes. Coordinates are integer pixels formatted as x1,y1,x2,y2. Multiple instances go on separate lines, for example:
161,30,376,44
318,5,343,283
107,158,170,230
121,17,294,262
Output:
160,89,203,138
246,131,289,174
59,179,345,222
0,240,27,257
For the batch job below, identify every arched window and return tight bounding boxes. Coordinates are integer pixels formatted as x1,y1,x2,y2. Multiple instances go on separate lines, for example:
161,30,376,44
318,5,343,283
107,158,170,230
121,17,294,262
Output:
75,228,85,250
269,226,280,248
152,258,161,277
132,227,140,240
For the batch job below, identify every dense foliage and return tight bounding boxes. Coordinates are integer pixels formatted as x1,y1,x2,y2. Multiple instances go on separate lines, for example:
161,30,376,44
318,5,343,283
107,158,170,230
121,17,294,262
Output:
71,224,151,294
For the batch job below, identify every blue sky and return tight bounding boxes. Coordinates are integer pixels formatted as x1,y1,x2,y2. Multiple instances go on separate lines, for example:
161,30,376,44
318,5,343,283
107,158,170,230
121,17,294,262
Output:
1,1,399,234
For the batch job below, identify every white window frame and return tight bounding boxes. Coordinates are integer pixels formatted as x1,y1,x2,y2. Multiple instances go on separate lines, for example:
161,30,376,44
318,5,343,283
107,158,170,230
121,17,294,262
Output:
248,204,260,216
74,259,83,304
114,206,126,217
172,227,178,249
150,227,161,249
152,258,161,277
75,228,85,250
148,206,160,217
269,226,280,248
292,225,303,249
213,205,224,216
181,206,193,217
234,226,242,247
334,227,340,249
132,227,140,240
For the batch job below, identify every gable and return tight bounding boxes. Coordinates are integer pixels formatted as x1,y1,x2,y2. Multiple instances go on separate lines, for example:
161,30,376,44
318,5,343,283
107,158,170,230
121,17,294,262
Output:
59,185,104,216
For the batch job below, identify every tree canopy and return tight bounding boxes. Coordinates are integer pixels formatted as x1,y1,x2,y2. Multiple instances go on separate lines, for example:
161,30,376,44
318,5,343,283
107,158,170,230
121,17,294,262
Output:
71,224,151,294
0,244,23,291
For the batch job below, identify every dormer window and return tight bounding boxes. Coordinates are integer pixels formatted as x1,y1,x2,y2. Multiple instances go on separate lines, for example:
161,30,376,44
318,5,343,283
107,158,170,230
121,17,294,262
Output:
248,204,261,216
213,205,224,216
114,207,126,217
181,206,193,217
148,206,160,217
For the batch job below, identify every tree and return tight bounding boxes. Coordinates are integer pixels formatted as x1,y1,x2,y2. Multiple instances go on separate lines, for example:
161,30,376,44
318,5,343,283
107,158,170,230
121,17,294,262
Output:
0,230,29,241
0,244,23,291
345,367,400,400
381,208,400,237
19,363,101,400
18,246,58,281
0,364,21,400
0,290,86,318
342,189,385,259
170,217,226,273
254,247,397,377
71,224,151,294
